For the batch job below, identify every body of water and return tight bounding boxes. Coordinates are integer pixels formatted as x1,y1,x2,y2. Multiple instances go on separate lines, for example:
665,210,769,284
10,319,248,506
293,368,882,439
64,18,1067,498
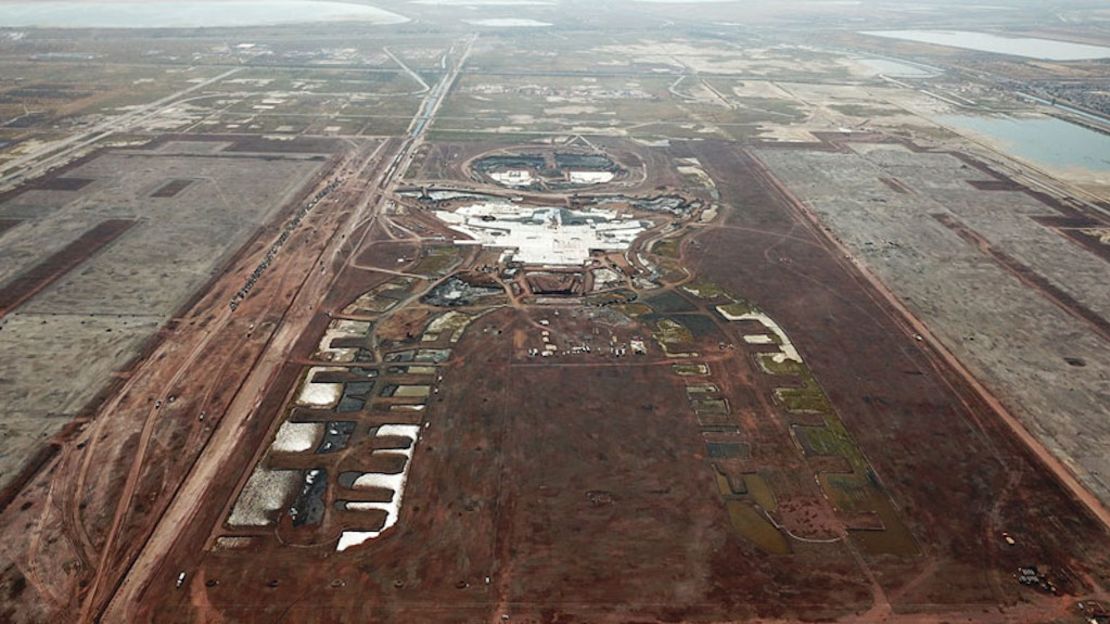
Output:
863,30,1110,61
463,18,551,27
0,1,409,28
857,58,939,78
935,114,1110,174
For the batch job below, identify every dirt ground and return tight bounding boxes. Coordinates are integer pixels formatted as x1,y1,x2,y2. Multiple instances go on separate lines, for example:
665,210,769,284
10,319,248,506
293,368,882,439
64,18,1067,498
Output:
0,136,382,623
132,301,872,623
99,138,1110,624
748,139,1110,511
682,140,1110,612
1,9,1108,623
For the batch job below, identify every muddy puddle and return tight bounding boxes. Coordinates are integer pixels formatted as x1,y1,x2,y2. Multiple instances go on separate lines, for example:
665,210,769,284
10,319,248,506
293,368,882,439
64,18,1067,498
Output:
316,422,355,454
289,469,327,527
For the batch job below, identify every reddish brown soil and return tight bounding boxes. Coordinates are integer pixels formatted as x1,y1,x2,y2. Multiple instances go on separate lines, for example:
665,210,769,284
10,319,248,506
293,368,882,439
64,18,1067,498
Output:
490,346,869,623
117,137,1110,623
0,139,378,624
683,140,1110,608
375,306,435,342
7,132,1108,624
133,294,874,623
0,218,136,317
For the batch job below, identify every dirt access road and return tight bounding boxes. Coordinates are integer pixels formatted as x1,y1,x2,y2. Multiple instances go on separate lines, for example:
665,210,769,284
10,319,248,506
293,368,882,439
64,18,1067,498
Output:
96,36,474,624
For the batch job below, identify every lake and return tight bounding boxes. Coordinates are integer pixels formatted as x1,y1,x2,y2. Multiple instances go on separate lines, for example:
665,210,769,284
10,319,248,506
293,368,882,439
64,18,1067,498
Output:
862,30,1110,61
857,58,939,78
935,114,1110,174
0,1,409,28
463,18,551,27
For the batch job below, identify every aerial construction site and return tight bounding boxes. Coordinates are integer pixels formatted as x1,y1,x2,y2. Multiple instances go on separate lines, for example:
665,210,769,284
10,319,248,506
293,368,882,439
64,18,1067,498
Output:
0,1,1108,623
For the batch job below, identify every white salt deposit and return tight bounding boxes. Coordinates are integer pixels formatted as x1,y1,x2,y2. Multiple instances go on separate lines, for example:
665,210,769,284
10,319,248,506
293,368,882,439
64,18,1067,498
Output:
316,319,370,362
344,502,383,511
227,468,300,527
567,170,615,184
337,531,376,552
295,366,344,408
716,308,802,363
297,382,342,408
336,424,422,551
353,470,407,491
391,404,427,411
213,536,254,550
378,424,421,440
425,311,473,343
270,421,323,453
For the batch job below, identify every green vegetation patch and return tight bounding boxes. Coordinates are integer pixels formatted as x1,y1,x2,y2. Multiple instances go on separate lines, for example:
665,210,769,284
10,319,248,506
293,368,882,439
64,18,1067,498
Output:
654,317,695,346
706,442,749,459
686,383,719,396
681,280,728,300
725,501,790,555
614,302,652,317
714,467,747,496
774,377,833,414
584,289,638,307
829,104,904,118
673,363,710,376
693,398,729,416
756,354,803,376
744,473,778,512
717,300,756,318
793,423,858,462
644,290,697,314
410,246,460,277
792,397,870,466
652,237,681,258
820,473,918,557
